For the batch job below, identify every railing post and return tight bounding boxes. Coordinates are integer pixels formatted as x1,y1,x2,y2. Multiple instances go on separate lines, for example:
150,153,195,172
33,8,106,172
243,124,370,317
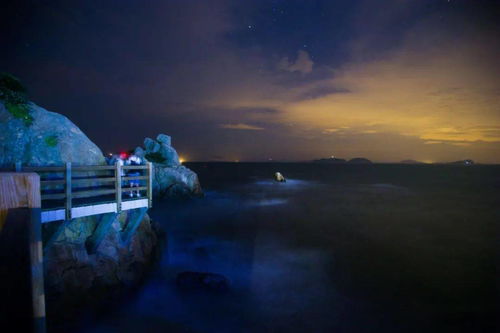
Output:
115,161,122,213
0,173,46,333
147,162,153,208
15,161,22,172
65,162,72,220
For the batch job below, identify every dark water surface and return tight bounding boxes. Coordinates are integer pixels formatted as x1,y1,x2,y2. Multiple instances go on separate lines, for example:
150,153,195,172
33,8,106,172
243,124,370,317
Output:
85,163,498,332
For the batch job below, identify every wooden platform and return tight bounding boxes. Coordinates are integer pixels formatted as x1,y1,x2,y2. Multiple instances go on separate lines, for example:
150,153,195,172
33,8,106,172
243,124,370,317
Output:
41,198,149,223
4,162,154,223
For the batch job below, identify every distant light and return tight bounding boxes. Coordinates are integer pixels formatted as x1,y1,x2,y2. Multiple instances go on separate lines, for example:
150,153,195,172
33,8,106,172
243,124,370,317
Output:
119,152,128,160
179,157,185,164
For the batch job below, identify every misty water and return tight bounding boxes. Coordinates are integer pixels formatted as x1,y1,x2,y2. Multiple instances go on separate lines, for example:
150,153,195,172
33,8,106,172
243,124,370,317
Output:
84,163,497,332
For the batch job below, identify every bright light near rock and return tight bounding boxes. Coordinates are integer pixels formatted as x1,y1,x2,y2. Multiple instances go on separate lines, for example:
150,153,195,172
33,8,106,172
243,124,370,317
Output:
179,157,185,164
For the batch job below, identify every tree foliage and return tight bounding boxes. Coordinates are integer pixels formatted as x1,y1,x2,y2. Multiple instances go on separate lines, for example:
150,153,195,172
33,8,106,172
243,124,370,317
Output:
0,72,32,126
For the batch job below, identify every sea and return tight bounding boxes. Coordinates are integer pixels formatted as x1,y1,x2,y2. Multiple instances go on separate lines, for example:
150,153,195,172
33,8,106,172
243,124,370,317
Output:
84,162,498,333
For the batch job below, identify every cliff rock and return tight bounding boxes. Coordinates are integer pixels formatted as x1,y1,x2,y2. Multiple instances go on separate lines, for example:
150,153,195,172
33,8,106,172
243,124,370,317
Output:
0,90,160,325
0,101,105,167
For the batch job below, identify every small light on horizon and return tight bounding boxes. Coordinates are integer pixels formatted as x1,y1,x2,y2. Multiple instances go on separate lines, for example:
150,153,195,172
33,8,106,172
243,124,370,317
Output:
179,157,185,164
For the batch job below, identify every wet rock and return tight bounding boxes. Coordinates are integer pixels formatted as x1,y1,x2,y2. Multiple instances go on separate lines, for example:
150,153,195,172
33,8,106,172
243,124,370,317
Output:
176,271,230,291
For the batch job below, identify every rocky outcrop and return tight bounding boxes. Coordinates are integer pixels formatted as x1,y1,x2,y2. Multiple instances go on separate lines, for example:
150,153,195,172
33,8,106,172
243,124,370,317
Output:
0,101,105,167
135,134,202,198
0,85,161,325
44,212,161,318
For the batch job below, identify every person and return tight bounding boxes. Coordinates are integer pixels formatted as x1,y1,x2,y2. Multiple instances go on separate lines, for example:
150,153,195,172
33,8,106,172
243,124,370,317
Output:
125,154,143,197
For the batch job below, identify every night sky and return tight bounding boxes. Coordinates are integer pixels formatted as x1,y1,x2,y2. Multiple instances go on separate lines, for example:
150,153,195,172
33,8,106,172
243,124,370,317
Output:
2,0,499,162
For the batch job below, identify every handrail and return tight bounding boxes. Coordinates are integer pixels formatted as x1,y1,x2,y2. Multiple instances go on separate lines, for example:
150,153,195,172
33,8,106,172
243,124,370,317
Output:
73,165,116,171
122,165,148,170
10,161,154,217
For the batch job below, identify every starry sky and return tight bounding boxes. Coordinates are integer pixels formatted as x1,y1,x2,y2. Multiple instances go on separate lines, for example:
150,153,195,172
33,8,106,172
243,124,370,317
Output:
2,0,500,163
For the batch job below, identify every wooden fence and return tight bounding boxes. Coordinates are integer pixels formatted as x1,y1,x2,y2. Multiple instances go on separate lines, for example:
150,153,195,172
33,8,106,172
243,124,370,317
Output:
9,162,153,223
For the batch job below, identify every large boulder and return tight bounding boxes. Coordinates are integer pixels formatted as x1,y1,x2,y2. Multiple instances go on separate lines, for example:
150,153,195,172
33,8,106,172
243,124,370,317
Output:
143,134,180,167
153,165,202,197
44,212,162,323
0,90,160,325
0,101,105,167
137,133,202,197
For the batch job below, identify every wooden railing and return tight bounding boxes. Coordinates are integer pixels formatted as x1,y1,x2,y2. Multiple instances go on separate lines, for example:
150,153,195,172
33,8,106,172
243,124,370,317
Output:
10,162,153,221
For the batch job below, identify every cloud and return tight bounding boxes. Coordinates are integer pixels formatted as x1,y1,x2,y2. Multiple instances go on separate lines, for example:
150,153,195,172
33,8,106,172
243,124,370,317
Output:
278,50,314,74
282,22,500,149
204,4,500,162
298,86,350,101
220,123,265,130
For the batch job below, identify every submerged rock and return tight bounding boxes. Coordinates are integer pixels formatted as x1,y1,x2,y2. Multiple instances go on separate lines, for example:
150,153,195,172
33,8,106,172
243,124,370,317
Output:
176,271,230,291
136,133,202,198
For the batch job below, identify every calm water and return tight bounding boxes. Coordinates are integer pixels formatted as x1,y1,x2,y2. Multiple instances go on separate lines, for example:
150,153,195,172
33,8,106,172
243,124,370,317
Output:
85,163,498,332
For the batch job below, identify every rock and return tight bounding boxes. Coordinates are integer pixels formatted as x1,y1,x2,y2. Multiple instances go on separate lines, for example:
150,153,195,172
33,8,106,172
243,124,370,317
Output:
134,146,145,158
44,212,160,321
138,133,202,197
153,165,202,197
144,135,179,166
176,271,230,291
144,137,160,153
274,172,286,182
0,101,105,167
156,133,171,146
0,86,160,326
158,144,180,167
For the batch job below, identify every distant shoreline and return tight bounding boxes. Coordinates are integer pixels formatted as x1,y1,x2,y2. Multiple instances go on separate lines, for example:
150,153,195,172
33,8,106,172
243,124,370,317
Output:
184,161,499,165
